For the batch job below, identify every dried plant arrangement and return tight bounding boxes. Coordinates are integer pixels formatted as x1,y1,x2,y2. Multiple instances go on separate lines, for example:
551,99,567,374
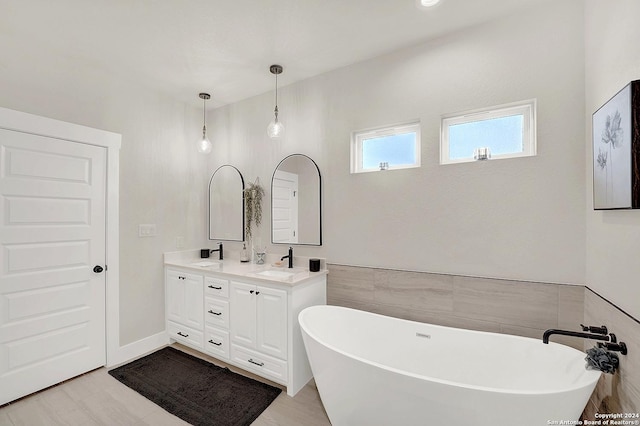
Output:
243,177,265,239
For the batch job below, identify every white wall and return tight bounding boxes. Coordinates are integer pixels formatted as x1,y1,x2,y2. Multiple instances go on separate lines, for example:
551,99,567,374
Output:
0,0,595,351
209,0,586,285
0,34,209,345
585,0,640,319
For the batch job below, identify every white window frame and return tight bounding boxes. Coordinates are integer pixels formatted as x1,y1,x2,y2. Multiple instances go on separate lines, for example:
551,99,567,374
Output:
351,121,421,173
440,99,536,165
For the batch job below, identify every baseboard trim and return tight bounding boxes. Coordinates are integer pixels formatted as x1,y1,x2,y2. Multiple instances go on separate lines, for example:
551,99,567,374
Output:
107,331,169,368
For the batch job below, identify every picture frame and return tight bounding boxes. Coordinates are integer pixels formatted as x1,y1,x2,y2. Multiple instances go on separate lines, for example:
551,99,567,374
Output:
592,80,640,210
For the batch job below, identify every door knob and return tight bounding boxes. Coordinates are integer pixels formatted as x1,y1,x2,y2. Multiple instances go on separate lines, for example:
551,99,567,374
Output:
93,265,104,273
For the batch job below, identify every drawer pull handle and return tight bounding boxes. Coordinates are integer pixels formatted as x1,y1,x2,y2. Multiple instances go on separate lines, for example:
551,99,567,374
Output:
208,339,222,346
248,358,264,367
256,291,260,295
250,290,254,294
208,310,222,316
177,332,189,337
178,276,186,280
208,285,222,290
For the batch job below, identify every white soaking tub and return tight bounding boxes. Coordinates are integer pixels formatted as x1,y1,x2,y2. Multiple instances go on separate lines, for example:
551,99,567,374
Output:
299,305,600,426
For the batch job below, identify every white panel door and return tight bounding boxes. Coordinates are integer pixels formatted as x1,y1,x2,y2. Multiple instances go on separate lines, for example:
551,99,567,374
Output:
0,129,106,405
229,281,256,347
272,170,298,243
256,286,287,360
183,273,204,330
165,269,185,324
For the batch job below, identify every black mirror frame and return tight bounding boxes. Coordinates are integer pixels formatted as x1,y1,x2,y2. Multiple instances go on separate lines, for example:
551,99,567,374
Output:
271,154,322,246
208,164,245,242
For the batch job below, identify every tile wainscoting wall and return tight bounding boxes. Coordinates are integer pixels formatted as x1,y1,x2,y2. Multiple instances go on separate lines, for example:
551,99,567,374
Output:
583,289,639,416
326,264,584,349
326,264,639,415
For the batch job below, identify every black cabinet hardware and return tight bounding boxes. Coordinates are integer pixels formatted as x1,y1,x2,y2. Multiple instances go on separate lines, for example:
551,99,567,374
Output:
248,358,264,367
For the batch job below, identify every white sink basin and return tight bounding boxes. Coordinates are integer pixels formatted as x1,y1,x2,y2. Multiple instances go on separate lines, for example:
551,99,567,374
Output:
255,269,295,279
190,260,221,268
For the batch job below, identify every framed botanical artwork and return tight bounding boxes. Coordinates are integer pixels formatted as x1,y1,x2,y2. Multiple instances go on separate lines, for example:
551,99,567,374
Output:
592,80,640,210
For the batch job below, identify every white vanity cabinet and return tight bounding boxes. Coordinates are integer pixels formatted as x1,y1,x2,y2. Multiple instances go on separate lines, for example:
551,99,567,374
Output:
166,269,204,349
164,261,327,397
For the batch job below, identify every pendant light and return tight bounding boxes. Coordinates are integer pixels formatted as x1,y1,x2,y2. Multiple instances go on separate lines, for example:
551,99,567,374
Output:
417,0,441,7
267,64,284,139
197,92,212,154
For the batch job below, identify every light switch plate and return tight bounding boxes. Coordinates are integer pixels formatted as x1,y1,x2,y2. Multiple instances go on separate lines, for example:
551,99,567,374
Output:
138,224,157,237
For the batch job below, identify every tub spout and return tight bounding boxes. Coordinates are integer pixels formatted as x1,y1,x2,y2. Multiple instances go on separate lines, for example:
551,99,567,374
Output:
542,329,611,344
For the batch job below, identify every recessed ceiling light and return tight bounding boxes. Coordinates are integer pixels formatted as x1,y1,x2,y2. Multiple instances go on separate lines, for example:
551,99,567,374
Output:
419,0,441,7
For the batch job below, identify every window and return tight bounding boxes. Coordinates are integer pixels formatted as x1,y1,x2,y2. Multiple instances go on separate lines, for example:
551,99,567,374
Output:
351,121,421,173
440,99,536,164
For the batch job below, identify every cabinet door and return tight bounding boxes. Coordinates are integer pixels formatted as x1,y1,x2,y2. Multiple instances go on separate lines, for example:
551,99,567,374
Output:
166,269,186,324
230,281,256,347
256,286,288,359
166,269,203,330
183,273,204,329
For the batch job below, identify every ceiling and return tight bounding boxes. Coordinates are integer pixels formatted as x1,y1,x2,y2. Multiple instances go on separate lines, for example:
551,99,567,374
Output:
4,0,547,109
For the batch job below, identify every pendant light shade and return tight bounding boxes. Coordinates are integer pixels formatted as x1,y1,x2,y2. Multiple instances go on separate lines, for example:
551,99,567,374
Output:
267,113,284,139
198,92,212,154
267,65,284,139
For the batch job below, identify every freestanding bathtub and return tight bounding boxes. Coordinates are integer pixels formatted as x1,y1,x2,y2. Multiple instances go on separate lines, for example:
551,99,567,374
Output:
299,305,601,426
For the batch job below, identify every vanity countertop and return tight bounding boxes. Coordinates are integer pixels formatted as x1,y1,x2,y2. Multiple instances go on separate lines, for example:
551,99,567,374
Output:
164,249,328,286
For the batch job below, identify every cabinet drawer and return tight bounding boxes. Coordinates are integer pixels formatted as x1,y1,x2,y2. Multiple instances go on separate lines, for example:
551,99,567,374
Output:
205,277,229,298
204,327,230,360
205,297,229,329
168,321,204,349
231,344,288,384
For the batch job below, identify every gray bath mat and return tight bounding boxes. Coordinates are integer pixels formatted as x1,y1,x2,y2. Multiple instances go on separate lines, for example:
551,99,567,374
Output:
108,346,281,426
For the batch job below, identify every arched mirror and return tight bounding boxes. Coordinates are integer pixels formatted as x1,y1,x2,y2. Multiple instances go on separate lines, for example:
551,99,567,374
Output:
271,154,322,245
209,165,245,241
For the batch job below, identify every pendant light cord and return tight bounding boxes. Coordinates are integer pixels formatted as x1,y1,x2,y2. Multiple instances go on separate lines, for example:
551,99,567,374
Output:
202,96,207,136
274,72,279,119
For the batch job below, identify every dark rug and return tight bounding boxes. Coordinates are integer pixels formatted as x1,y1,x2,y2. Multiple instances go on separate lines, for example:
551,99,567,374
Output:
108,347,281,426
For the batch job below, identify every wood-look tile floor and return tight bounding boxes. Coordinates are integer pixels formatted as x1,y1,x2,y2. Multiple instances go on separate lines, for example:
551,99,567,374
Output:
0,345,331,426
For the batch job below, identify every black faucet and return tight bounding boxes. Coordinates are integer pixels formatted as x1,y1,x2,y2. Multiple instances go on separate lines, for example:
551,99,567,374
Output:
280,246,293,268
580,324,608,335
598,341,628,355
542,328,611,344
210,242,223,260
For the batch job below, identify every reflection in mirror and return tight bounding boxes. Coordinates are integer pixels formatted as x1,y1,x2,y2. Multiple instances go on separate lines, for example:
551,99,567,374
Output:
209,165,245,241
271,154,322,245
